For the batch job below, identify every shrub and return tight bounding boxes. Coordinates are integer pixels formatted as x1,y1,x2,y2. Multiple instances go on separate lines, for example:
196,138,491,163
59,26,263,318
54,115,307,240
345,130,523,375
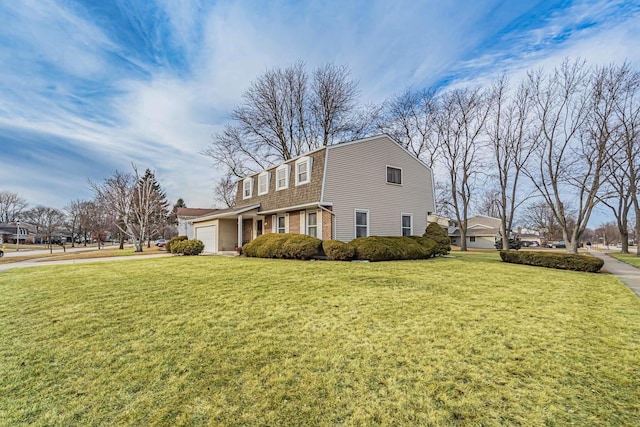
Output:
348,236,436,262
242,233,322,260
322,239,355,261
171,239,205,256
423,223,451,255
499,250,604,273
166,235,188,253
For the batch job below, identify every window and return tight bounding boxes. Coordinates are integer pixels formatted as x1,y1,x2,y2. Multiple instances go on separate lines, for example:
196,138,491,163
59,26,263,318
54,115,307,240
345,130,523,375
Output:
401,214,413,236
242,177,253,199
470,236,476,242
386,166,402,185
295,156,312,186
355,209,369,238
307,212,317,238
277,215,286,233
258,172,270,195
276,165,289,190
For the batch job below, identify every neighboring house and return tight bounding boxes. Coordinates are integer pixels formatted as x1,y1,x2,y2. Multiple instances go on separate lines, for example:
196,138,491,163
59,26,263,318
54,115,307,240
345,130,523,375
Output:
0,222,36,244
191,134,435,253
449,215,502,249
427,214,457,233
517,228,543,246
176,208,218,239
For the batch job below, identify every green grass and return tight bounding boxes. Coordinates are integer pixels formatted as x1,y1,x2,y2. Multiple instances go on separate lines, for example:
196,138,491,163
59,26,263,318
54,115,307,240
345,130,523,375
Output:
1,253,639,425
610,252,640,269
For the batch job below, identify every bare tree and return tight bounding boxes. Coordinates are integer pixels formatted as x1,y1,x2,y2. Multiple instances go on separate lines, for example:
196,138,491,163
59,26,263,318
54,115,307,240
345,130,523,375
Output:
203,61,373,201
610,63,640,255
0,190,28,223
381,88,441,168
92,167,162,252
475,188,502,219
525,59,616,254
311,63,359,146
214,174,237,208
91,170,134,250
519,201,574,242
65,199,87,248
24,206,65,253
486,77,535,249
436,87,492,251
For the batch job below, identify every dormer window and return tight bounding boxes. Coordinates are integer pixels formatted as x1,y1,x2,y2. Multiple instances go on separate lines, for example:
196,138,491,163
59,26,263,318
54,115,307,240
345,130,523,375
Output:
386,166,402,185
295,156,312,186
242,177,253,199
258,172,270,196
276,164,289,191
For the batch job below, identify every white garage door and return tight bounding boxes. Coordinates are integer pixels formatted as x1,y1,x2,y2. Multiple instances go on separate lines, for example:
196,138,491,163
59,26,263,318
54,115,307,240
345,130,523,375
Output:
195,225,217,253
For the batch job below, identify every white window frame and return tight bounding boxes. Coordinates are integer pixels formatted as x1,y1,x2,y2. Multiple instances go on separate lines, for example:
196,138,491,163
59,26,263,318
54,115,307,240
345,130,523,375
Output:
277,215,286,234
386,165,403,185
275,164,289,191
307,211,318,238
354,209,369,239
401,213,413,236
242,177,253,199
295,156,312,186
257,171,270,196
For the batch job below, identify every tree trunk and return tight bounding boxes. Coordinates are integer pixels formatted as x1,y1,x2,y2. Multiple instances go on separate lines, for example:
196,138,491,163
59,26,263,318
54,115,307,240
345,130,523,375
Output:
119,234,125,250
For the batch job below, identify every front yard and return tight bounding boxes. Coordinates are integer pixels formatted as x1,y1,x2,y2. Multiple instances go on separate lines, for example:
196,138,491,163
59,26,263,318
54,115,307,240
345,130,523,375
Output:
1,253,639,425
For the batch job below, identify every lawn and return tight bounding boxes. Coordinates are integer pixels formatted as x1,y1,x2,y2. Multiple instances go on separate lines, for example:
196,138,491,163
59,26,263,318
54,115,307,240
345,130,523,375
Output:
610,252,640,269
1,253,639,425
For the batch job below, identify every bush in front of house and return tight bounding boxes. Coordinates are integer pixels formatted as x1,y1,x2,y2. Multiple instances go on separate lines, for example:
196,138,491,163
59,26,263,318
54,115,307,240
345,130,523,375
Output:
347,236,437,262
322,239,355,261
242,233,323,260
171,239,205,256
499,250,604,273
166,235,188,253
423,222,451,255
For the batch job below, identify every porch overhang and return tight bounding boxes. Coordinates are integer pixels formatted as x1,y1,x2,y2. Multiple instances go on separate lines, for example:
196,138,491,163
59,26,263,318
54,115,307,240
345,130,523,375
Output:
191,204,261,223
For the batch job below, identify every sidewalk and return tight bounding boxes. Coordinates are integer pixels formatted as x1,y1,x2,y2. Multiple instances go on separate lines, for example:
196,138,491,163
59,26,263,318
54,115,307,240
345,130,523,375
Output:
589,250,640,297
0,253,169,273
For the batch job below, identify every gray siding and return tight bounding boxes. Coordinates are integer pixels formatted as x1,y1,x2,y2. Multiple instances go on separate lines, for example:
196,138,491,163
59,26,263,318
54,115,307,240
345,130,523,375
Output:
323,135,435,242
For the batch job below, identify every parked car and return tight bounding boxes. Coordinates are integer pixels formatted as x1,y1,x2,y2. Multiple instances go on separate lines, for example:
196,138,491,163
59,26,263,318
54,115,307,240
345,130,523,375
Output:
155,239,168,247
495,239,522,250
548,241,566,248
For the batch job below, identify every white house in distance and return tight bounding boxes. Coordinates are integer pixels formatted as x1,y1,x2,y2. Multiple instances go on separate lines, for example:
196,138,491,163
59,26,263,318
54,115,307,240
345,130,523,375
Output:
449,215,502,249
189,134,436,253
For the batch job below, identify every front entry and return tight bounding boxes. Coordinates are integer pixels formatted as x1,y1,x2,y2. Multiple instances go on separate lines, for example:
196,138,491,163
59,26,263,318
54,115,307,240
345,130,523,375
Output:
256,220,263,237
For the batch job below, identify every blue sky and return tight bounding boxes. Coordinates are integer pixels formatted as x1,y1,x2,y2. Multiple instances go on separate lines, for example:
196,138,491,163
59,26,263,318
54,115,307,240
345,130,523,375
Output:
1,0,639,225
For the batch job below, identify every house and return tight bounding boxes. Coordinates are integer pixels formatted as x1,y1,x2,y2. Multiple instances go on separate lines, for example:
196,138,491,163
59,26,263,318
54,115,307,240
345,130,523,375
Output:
449,215,502,249
176,208,218,239
190,134,435,253
0,222,36,244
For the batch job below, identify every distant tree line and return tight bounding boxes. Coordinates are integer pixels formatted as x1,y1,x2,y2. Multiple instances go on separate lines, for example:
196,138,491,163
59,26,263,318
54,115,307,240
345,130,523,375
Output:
0,166,185,253
204,59,640,255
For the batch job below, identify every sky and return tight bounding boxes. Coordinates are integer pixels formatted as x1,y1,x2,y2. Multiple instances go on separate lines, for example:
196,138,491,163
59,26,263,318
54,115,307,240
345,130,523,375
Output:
1,0,639,225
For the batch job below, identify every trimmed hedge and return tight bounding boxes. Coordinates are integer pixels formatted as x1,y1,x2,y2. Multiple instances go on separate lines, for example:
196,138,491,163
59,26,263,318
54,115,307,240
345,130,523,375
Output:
499,250,604,273
348,236,437,262
166,235,188,253
243,233,322,260
423,223,451,255
322,239,355,261
172,239,205,256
